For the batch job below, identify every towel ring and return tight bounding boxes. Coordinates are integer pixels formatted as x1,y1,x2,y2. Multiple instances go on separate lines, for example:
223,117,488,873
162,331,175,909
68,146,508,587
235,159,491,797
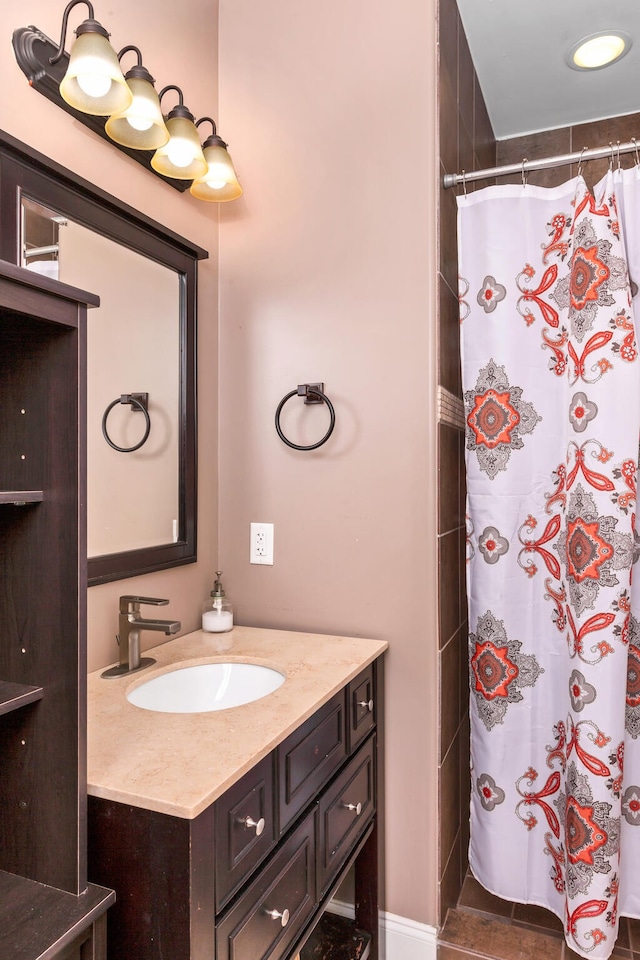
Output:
102,393,151,453
275,383,336,451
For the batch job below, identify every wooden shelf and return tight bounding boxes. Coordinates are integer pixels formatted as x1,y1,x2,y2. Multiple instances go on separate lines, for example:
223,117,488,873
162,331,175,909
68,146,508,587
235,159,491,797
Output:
0,681,43,716
0,491,43,504
0,870,114,960
301,911,372,960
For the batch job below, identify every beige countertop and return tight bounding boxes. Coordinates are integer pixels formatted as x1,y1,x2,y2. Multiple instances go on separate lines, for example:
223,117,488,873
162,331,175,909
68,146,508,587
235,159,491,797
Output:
87,625,387,820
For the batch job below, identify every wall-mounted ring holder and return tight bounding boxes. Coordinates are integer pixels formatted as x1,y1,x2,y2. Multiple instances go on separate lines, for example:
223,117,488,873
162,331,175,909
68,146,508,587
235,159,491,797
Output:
275,383,336,451
102,392,151,453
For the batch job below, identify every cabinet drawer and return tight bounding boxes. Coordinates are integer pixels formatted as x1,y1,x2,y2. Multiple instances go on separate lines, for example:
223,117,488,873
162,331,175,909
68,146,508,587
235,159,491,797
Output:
278,692,346,834
216,809,316,960
215,753,277,911
347,664,375,752
317,735,375,896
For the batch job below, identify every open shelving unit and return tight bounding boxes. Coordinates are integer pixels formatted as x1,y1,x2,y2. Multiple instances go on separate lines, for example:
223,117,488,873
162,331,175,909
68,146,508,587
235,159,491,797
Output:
0,260,114,959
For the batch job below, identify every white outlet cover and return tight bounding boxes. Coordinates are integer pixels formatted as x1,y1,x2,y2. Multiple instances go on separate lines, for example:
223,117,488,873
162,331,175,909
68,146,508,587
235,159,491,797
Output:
250,522,274,564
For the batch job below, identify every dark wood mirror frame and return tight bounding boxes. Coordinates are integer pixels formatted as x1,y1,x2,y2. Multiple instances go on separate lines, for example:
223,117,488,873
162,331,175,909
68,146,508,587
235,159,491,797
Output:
0,130,208,586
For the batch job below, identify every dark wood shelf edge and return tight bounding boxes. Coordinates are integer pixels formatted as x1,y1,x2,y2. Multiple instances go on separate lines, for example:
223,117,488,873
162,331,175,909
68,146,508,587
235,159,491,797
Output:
0,680,44,715
0,870,115,960
0,491,44,504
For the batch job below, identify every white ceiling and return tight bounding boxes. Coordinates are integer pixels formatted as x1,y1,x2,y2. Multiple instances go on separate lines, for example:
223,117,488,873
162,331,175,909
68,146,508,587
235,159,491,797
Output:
456,0,640,140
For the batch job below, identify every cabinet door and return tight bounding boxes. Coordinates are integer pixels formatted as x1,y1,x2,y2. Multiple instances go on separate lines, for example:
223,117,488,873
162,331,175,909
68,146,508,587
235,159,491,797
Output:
347,665,375,752
317,735,376,896
277,692,346,834
216,810,316,960
215,753,277,911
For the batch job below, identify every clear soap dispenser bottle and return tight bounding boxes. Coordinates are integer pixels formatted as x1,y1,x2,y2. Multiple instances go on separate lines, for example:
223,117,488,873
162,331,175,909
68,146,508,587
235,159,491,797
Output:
202,571,233,633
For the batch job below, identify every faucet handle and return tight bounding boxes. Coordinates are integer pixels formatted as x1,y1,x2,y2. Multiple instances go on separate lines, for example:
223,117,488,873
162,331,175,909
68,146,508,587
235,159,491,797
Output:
119,595,170,613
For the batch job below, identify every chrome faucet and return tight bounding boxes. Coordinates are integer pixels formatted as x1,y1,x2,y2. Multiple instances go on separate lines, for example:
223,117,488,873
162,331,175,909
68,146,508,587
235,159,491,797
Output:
101,596,181,679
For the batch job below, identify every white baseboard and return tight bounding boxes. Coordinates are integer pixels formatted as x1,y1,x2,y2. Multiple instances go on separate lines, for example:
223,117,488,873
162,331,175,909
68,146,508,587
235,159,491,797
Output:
328,901,438,960
381,912,438,960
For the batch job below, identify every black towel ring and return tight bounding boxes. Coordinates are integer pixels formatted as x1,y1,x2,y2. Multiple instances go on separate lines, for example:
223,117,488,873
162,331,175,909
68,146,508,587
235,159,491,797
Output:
102,393,151,453
275,383,336,451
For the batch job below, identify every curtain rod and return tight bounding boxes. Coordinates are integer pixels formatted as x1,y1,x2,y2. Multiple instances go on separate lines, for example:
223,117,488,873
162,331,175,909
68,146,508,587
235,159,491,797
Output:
443,138,640,189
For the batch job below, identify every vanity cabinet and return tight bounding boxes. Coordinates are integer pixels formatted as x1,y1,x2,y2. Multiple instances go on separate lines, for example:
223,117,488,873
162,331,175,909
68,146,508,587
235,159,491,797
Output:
87,657,383,960
0,262,114,959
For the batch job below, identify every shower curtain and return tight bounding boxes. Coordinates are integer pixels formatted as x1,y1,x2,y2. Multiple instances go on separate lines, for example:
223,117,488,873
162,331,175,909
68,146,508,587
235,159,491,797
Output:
458,165,640,960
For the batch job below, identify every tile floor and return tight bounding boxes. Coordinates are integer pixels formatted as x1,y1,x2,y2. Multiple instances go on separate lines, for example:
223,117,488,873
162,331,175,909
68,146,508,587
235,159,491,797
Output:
439,874,640,960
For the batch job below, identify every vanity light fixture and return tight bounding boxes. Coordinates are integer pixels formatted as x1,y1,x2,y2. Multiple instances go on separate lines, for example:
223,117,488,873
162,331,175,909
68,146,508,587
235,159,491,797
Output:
50,0,131,116
12,7,242,199
150,86,207,181
567,31,632,70
104,46,169,151
190,118,243,202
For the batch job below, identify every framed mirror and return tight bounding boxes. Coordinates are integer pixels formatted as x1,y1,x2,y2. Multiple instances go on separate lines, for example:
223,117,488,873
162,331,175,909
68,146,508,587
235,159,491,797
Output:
0,130,207,585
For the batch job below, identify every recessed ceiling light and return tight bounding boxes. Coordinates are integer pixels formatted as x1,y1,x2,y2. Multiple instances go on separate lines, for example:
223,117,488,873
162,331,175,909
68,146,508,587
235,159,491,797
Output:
567,31,632,70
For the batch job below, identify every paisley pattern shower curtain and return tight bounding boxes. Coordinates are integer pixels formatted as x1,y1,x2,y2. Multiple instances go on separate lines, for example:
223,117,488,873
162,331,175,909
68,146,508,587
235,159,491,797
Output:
458,167,640,959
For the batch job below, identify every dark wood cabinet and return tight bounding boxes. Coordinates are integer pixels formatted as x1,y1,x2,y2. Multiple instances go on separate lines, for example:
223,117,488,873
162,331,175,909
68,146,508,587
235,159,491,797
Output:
0,262,114,959
87,658,384,960
316,734,375,897
216,809,317,960
215,753,278,911
277,690,347,834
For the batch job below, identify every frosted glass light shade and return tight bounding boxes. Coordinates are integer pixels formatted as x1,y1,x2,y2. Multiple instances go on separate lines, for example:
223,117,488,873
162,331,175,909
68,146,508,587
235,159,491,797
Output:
105,76,169,150
59,31,132,115
151,115,207,180
190,143,243,201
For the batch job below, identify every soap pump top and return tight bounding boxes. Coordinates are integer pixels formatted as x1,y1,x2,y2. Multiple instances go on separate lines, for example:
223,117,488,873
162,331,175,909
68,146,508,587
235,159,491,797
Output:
211,571,226,599
202,570,233,633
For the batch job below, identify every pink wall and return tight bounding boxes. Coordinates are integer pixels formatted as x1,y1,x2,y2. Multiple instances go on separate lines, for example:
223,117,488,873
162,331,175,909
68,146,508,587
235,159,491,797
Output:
0,0,220,670
218,0,440,925
1,0,442,929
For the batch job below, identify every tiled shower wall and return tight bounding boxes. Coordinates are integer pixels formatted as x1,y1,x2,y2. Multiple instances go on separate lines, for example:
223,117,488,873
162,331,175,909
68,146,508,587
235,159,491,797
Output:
436,0,496,926
496,112,640,190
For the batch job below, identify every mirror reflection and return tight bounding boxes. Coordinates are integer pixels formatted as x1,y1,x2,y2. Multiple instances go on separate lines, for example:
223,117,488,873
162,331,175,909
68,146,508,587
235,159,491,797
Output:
22,197,181,558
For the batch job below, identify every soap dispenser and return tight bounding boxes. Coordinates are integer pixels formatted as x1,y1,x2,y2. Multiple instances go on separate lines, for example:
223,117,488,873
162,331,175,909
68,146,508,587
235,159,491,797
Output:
202,571,234,633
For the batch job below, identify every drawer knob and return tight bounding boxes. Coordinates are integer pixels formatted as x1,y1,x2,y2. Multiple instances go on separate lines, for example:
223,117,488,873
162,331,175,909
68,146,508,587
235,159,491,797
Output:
343,801,362,815
241,815,265,836
266,907,290,927
358,699,374,712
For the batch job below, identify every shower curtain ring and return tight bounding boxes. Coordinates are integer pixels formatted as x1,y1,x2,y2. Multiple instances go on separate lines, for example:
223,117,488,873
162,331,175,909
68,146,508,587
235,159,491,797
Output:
461,169,467,196
577,147,587,178
521,158,528,188
609,142,615,171
616,140,622,170
633,137,640,167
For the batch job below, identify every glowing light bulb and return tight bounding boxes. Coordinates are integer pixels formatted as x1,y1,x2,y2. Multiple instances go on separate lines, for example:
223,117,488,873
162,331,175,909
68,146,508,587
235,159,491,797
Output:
167,138,194,168
76,73,112,98
205,163,231,189
127,115,154,132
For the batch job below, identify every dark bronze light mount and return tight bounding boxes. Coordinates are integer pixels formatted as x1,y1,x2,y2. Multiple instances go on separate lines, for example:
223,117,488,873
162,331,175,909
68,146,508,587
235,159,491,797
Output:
12,1,242,199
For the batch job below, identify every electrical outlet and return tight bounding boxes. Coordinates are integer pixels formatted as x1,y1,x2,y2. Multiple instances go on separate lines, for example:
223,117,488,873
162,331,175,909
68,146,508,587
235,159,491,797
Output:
250,522,274,564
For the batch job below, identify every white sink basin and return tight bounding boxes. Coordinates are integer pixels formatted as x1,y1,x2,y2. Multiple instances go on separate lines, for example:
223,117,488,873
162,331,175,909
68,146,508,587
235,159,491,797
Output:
126,662,285,713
